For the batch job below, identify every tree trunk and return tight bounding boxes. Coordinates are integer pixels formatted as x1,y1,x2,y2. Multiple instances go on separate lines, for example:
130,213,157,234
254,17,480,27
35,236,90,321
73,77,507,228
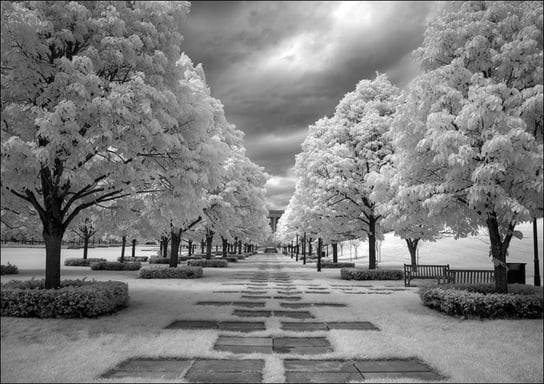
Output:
317,238,322,272
405,238,419,266
188,240,193,256
83,235,89,260
222,237,228,258
161,236,169,258
170,228,181,268
201,239,205,254
43,227,64,289
120,235,126,263
534,218,541,287
238,240,242,255
205,231,214,259
302,233,306,264
308,238,313,257
368,217,376,270
332,242,338,263
131,239,136,258
487,214,512,294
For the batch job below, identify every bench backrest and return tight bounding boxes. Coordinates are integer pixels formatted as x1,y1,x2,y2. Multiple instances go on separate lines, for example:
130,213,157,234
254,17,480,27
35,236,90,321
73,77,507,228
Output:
404,264,449,277
446,269,495,284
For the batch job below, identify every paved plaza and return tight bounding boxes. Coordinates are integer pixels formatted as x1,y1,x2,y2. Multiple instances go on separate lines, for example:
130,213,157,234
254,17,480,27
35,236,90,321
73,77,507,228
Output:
102,253,444,383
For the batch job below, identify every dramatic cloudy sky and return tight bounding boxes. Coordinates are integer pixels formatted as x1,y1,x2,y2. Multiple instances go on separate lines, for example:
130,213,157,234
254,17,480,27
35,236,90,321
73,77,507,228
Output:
180,1,443,210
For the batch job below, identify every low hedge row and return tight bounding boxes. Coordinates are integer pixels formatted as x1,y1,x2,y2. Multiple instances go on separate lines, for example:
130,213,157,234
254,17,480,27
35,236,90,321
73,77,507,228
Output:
1,263,19,275
1,279,129,318
64,258,106,266
117,256,148,262
90,261,141,271
420,286,543,319
340,268,403,280
138,266,203,279
322,262,355,268
148,256,170,264
187,259,228,268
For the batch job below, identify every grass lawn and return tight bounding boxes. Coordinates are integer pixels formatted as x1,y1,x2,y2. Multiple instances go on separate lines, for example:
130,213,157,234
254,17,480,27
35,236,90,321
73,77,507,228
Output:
1,247,543,383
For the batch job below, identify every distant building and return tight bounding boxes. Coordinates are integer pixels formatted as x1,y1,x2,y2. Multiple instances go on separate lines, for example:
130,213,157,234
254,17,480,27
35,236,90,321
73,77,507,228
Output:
268,209,284,233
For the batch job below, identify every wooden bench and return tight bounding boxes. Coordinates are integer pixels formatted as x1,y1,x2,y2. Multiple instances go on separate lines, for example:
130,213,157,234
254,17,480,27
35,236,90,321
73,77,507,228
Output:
444,269,495,285
404,264,449,287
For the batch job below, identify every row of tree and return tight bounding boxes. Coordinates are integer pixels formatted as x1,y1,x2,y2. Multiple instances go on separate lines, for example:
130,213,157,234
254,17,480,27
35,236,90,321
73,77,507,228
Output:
1,1,270,288
275,1,543,293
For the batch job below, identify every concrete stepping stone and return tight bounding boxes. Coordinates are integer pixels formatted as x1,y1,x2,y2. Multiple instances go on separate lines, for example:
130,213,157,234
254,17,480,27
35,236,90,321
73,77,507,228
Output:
306,287,328,290
280,303,312,309
233,309,272,317
327,321,380,330
277,290,302,295
214,336,273,354
273,337,332,354
196,301,232,306
353,358,434,373
244,290,268,295
218,321,266,332
304,291,330,294
281,322,329,331
166,320,218,330
280,321,380,331
241,295,271,299
273,310,314,319
185,359,264,383
284,359,361,383
232,301,266,308
274,296,301,301
213,290,242,293
312,303,347,307
101,358,191,379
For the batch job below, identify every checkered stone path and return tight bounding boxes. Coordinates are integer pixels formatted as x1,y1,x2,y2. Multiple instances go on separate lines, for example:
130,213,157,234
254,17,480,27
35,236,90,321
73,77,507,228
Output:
102,253,445,383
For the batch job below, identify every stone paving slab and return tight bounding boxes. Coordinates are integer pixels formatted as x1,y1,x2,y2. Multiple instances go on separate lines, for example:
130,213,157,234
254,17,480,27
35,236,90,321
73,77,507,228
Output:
217,321,266,332
196,301,231,306
273,310,314,319
281,322,329,331
241,295,271,299
101,359,191,380
280,321,380,331
214,345,273,354
353,358,433,372
275,337,330,347
190,359,264,372
216,336,272,346
284,360,357,372
274,296,302,300
312,303,347,307
285,371,362,383
166,320,217,329
362,371,443,380
233,309,272,317
327,321,380,330
232,301,266,308
304,291,330,294
280,303,312,308
185,371,262,383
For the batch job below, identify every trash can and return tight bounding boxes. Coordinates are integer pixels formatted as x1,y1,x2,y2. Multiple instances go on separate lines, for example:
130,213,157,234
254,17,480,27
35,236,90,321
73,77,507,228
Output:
506,262,526,284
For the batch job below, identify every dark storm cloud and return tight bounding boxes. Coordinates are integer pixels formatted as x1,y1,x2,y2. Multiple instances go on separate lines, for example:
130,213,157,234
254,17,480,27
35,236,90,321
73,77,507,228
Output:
180,1,440,209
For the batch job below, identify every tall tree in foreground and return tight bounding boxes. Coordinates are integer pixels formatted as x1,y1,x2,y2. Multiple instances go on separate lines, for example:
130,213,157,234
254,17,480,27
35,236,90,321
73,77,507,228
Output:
0,1,210,288
395,1,543,292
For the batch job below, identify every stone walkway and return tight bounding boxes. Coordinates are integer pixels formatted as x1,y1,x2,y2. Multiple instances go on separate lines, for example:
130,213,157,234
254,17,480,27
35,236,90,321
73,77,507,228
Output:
101,253,444,382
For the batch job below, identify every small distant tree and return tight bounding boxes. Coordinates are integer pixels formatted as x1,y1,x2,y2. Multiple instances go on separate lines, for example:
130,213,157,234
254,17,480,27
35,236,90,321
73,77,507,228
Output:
70,217,97,260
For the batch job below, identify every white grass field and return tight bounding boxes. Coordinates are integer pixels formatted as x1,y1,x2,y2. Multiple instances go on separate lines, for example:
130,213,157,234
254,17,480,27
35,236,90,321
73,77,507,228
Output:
0,220,543,383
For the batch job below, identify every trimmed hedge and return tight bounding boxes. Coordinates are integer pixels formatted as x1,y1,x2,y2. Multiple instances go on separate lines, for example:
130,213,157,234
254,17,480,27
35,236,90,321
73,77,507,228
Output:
148,256,170,264
340,268,403,280
322,262,355,269
1,263,19,275
420,285,543,319
187,259,228,268
1,279,128,318
117,256,148,262
90,261,141,271
64,258,106,266
139,266,203,279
